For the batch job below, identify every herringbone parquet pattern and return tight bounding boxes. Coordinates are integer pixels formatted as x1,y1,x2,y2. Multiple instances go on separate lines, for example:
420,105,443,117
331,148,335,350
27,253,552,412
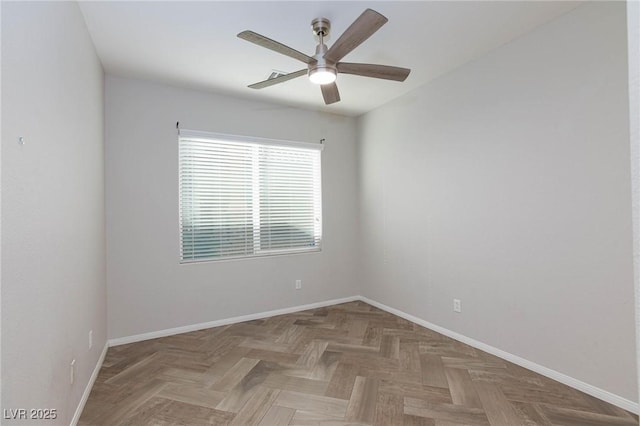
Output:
79,301,638,425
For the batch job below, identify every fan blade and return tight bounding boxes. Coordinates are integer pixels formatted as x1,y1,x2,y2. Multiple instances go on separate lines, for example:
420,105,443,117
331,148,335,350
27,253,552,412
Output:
238,31,315,64
337,62,410,81
324,9,388,63
248,69,308,89
321,82,340,105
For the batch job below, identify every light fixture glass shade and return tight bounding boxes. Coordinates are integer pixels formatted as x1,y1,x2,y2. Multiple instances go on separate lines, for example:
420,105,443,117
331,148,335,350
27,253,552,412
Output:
309,68,336,85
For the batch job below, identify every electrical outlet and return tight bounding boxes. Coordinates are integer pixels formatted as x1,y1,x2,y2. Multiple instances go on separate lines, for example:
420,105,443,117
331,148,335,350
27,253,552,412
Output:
70,359,76,385
295,279,302,290
89,330,93,350
453,299,462,313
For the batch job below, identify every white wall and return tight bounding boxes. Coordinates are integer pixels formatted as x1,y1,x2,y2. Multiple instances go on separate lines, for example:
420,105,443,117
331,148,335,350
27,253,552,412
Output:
358,1,637,403
627,0,640,406
1,2,106,424
105,76,359,339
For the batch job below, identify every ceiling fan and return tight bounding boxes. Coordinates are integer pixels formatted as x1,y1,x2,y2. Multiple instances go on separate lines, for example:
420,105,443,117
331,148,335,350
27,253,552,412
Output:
237,9,411,105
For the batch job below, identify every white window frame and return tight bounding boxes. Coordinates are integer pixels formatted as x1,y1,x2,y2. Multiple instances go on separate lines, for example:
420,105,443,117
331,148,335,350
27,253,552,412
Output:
178,129,323,263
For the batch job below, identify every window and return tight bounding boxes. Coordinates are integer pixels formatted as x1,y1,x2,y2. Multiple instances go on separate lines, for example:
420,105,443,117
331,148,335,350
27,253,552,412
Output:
179,130,323,262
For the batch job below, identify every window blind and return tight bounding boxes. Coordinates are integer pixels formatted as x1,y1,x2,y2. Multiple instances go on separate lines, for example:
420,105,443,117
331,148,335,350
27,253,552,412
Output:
179,132,322,262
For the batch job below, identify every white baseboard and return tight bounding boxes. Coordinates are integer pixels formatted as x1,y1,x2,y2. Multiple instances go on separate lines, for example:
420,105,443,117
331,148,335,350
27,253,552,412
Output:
70,342,109,426
359,296,639,415
108,295,360,347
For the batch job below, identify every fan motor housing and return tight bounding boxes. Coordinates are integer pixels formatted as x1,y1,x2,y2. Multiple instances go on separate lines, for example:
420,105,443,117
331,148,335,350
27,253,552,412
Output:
309,18,336,79
309,42,337,80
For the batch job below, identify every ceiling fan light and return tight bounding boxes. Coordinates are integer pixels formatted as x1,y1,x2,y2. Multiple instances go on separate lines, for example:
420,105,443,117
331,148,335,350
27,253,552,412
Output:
309,68,336,85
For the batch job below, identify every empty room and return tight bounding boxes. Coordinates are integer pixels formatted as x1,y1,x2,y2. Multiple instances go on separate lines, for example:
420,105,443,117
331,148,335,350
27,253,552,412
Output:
2,1,639,425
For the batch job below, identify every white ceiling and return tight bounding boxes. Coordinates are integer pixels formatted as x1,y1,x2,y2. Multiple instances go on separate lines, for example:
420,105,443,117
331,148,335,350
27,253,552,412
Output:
78,1,581,116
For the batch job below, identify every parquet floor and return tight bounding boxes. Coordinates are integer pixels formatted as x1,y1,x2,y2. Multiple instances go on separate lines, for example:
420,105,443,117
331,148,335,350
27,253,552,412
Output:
79,301,638,425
